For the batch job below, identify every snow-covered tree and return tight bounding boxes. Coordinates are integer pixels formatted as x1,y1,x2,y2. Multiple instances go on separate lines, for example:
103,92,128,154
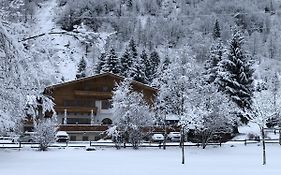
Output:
0,22,41,135
217,26,255,112
212,19,221,40
271,73,281,145
120,39,138,77
25,94,57,151
156,57,199,163
146,50,160,83
189,83,237,149
248,89,280,165
111,79,155,149
205,39,225,84
120,48,132,77
131,51,147,84
94,53,106,74
106,125,123,149
33,117,57,151
101,48,121,74
76,57,87,79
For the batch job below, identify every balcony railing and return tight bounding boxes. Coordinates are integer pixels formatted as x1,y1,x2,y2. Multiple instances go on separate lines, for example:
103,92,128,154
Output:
59,124,110,131
55,106,97,113
74,90,112,97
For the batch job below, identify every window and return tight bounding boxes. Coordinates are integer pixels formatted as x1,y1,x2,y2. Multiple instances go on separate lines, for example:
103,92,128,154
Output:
67,118,91,124
64,99,96,107
102,118,112,125
82,136,88,141
70,136,76,141
101,100,112,109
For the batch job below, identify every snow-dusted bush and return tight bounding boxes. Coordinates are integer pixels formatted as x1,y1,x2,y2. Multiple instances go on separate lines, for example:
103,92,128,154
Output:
26,94,57,151
106,126,123,149
33,118,57,151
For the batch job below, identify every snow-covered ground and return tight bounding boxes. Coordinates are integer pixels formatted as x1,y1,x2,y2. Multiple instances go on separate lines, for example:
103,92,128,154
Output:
0,144,281,175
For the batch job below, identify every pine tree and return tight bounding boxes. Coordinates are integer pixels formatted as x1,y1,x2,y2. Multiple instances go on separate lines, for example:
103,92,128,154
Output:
152,56,171,87
94,53,106,74
101,48,121,74
128,38,138,61
147,50,160,83
120,48,132,76
217,27,254,110
120,38,138,77
76,57,87,79
213,19,221,40
204,39,225,84
131,52,147,84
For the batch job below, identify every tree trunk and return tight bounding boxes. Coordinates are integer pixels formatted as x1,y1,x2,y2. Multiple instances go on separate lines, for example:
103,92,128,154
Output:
261,128,266,165
163,124,167,150
181,128,185,164
279,125,281,145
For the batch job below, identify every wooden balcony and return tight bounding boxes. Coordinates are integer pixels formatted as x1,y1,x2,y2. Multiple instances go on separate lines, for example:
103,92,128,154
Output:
55,106,97,113
59,124,109,132
74,90,112,98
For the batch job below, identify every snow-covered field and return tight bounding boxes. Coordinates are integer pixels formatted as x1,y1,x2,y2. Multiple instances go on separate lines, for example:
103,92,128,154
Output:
0,144,280,175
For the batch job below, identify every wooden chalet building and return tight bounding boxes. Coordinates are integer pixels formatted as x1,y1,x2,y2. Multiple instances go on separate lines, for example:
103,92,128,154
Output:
43,72,158,141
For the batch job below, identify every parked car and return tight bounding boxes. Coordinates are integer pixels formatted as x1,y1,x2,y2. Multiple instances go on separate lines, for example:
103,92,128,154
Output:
0,136,16,143
167,132,181,142
17,132,35,142
55,131,69,142
151,133,164,142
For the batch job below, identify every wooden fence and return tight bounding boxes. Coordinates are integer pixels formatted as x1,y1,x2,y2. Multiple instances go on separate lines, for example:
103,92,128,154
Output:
0,138,280,149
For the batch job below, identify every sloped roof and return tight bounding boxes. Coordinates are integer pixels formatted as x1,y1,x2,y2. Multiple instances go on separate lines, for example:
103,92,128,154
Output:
45,72,158,92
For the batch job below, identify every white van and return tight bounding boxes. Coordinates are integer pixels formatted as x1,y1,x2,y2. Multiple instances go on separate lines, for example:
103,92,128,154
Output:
55,131,69,142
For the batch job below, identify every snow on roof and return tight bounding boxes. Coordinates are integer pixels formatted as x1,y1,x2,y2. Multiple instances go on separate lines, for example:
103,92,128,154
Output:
45,72,158,92
56,131,69,136
238,122,260,135
166,115,179,121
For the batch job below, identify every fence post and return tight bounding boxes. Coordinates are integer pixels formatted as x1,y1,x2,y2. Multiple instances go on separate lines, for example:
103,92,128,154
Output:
19,141,21,149
89,141,91,147
244,139,247,146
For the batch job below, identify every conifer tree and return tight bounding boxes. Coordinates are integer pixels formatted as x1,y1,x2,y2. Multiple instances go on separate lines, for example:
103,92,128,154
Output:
217,27,254,110
213,19,221,40
101,48,121,74
204,39,225,84
131,52,147,84
94,52,106,74
128,38,138,60
120,38,138,77
120,48,132,76
147,50,160,83
76,57,87,79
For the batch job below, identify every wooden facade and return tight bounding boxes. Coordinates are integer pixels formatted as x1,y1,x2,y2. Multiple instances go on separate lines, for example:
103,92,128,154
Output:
43,72,158,141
